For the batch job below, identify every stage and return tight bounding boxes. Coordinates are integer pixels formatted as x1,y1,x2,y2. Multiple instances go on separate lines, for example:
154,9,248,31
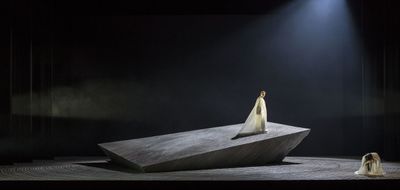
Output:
0,156,399,189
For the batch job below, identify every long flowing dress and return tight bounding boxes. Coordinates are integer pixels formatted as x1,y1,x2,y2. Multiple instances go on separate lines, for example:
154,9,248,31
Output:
232,96,267,139
355,152,385,176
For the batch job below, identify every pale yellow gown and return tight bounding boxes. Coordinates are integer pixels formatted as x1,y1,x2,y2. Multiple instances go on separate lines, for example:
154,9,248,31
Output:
355,152,385,176
233,96,267,139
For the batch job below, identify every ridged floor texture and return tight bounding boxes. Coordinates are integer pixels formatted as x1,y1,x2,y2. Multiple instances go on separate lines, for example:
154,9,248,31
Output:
0,157,399,180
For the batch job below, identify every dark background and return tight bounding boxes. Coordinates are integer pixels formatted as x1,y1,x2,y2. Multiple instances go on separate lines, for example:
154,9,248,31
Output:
0,0,399,163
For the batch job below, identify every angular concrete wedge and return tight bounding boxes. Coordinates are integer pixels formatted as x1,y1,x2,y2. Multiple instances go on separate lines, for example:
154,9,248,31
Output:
98,122,310,172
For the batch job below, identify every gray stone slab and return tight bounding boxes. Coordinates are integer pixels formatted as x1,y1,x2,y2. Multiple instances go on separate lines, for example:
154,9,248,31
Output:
98,122,310,172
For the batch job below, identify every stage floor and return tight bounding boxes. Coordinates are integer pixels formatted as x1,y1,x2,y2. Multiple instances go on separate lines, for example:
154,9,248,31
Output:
1,157,399,189
0,156,399,180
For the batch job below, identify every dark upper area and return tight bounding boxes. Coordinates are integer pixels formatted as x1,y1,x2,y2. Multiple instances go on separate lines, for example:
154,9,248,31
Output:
1,0,399,163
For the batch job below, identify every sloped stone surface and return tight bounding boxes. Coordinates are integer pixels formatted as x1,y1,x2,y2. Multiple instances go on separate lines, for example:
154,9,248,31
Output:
98,122,310,172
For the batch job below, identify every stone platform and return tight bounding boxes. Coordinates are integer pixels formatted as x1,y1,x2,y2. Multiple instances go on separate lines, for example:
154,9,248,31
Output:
98,122,310,172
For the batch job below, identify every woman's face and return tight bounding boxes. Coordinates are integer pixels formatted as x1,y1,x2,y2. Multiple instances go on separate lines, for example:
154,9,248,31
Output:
260,91,266,98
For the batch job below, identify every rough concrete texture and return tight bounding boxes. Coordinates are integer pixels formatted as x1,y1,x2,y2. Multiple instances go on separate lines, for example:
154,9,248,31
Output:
0,157,400,180
98,122,310,172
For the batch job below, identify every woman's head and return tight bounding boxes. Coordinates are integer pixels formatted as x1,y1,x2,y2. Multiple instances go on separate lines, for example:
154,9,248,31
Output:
260,90,266,98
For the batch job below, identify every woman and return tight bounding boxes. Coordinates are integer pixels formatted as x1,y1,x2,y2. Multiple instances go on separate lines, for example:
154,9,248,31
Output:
232,90,267,139
355,152,385,176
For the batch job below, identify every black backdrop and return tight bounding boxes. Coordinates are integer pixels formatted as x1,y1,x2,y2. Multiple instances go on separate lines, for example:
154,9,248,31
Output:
1,0,399,162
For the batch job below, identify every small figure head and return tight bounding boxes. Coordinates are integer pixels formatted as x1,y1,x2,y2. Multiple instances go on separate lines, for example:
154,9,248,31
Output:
260,90,266,98
365,153,374,162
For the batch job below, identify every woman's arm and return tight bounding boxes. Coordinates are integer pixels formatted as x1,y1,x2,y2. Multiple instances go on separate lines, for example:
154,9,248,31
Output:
256,98,261,115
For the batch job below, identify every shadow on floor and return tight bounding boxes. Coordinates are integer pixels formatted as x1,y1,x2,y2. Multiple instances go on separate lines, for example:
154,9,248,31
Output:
77,160,301,174
78,162,142,174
